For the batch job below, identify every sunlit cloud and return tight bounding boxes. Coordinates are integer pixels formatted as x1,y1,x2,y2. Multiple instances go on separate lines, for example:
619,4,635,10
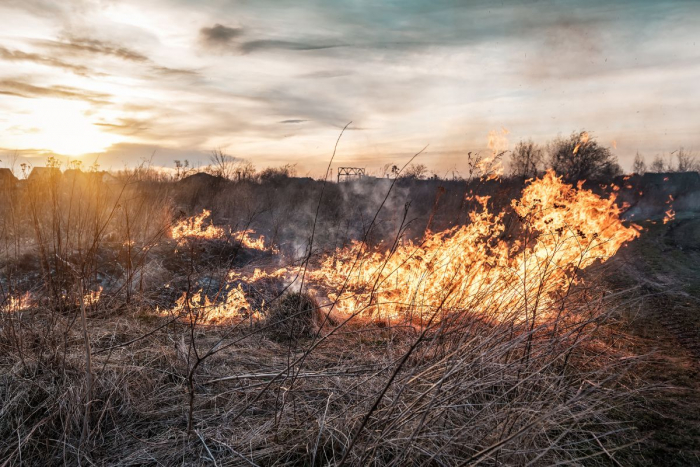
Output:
0,0,698,173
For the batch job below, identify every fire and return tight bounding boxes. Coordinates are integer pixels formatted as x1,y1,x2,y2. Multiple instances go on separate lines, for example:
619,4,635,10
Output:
573,132,590,154
2,292,32,313
83,287,103,307
237,229,278,253
663,209,675,224
171,210,275,251
159,172,639,326
298,170,638,323
171,209,225,241
663,195,675,224
163,283,260,324
479,128,509,181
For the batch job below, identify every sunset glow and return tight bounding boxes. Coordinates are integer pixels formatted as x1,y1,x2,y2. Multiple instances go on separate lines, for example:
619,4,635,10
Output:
0,0,698,173
3,99,122,156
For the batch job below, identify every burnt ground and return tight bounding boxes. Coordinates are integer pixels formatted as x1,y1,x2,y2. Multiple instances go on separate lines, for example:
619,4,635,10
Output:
608,215,700,466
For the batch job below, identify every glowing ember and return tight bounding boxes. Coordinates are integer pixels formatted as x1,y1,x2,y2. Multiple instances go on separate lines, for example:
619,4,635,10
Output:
663,209,676,224
663,195,676,224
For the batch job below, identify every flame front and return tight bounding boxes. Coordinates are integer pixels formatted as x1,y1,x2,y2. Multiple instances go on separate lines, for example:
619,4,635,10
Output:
171,209,275,251
162,172,639,326
302,170,639,323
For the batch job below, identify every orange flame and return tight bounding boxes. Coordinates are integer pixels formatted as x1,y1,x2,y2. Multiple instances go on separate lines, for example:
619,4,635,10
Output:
171,210,275,251
83,287,103,307
161,172,639,326
573,132,590,154
479,128,509,181
663,195,675,224
297,170,638,323
171,209,225,241
2,292,32,313
162,283,260,325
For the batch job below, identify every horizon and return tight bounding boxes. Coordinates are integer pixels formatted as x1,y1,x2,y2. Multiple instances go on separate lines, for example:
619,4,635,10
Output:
1,0,699,176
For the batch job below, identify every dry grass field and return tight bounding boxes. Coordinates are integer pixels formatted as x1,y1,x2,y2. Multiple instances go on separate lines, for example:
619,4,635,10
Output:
0,167,698,466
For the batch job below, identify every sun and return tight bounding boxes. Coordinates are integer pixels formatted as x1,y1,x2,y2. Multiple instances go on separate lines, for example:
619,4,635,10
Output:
5,99,121,157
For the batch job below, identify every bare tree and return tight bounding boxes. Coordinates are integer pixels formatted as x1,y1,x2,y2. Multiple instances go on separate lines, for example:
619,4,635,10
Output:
401,163,428,180
509,140,543,179
258,163,297,182
649,154,665,172
547,131,621,183
632,152,646,175
233,160,256,181
380,162,395,178
174,159,195,181
674,148,698,172
208,149,238,179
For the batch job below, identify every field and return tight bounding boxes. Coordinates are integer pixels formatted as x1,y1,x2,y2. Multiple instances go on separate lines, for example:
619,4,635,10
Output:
1,168,699,466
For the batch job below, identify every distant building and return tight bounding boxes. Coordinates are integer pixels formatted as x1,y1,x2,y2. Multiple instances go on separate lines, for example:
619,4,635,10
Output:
63,168,88,183
0,168,17,185
27,167,62,183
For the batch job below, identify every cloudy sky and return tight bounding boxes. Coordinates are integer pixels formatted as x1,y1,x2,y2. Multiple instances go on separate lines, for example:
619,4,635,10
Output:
0,0,698,175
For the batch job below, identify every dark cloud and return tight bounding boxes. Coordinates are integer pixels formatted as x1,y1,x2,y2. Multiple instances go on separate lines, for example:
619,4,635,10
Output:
150,65,199,78
36,37,149,62
0,79,110,104
0,46,93,76
239,40,342,54
16,37,198,80
279,119,307,124
199,24,244,47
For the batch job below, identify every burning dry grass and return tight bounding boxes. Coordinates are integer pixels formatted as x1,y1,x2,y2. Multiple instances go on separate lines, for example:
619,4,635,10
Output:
171,209,276,252
0,287,639,466
0,168,644,465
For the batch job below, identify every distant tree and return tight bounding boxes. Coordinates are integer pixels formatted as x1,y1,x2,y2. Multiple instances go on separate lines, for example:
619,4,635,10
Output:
208,149,238,179
547,131,622,183
632,152,646,175
401,163,428,180
233,160,256,181
674,148,698,172
174,159,194,180
258,163,297,182
207,149,257,181
509,140,544,179
649,155,665,173
379,162,395,178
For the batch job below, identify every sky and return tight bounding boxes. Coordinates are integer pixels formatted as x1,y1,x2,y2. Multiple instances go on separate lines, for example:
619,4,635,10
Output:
0,0,698,176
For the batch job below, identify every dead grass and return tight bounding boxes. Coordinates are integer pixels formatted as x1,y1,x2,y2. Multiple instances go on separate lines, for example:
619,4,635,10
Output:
0,169,647,466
